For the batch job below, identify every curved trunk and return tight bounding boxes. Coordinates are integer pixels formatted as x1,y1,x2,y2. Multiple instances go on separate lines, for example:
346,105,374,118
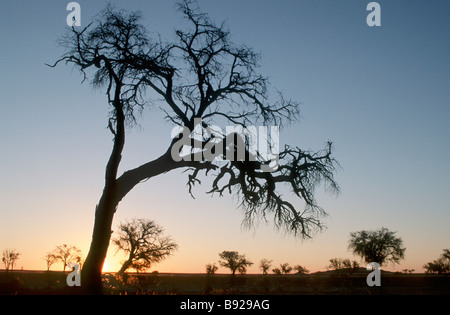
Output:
81,190,119,294
80,117,212,293
80,149,195,293
117,258,133,275
81,84,125,294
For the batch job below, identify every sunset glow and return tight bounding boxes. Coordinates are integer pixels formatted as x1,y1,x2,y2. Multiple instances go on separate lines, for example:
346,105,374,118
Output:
1,0,449,291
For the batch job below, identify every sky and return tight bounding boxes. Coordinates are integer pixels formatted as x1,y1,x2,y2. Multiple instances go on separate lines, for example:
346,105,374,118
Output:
0,0,449,274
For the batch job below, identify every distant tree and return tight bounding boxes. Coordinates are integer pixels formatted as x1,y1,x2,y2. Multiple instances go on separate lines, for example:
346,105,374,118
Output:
113,218,178,274
259,259,273,275
271,263,295,275
43,252,58,271
348,227,406,266
280,263,293,274
53,244,82,272
50,0,340,293
423,262,440,274
328,258,344,270
218,251,253,276
423,249,450,275
328,258,359,270
2,249,20,271
272,267,282,275
206,263,218,275
444,249,450,260
293,265,310,275
75,255,84,269
328,258,359,275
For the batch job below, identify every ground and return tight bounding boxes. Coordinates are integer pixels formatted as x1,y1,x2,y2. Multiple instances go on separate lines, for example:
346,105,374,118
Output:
0,269,448,295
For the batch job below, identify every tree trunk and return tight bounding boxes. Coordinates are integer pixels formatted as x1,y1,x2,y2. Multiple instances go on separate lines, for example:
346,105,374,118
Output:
81,85,125,294
117,258,133,275
80,150,182,294
81,189,119,294
80,141,213,293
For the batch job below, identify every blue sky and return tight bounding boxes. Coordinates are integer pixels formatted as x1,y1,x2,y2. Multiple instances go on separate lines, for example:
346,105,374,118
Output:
1,0,449,273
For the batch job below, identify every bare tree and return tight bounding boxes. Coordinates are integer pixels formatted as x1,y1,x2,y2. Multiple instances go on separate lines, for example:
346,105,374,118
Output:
349,227,406,267
218,251,253,276
49,0,339,293
2,249,20,271
206,263,218,275
280,263,293,274
328,258,359,270
293,265,310,275
259,259,272,275
113,218,178,274
43,252,58,271
53,244,82,272
327,258,359,275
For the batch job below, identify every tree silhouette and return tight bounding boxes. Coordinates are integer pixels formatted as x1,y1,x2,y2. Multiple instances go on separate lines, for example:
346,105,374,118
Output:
43,252,58,271
218,251,253,276
423,249,450,274
328,258,359,270
112,218,178,274
205,263,218,275
259,259,272,275
272,263,293,275
280,263,293,274
293,265,310,275
327,258,359,275
49,0,339,293
52,244,82,272
272,267,282,275
2,249,20,271
348,227,406,266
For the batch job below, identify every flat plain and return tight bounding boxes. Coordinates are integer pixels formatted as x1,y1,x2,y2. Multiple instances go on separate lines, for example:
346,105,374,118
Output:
1,270,448,295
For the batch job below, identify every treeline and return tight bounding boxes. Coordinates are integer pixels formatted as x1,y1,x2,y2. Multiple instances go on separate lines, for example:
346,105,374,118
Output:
3,224,449,275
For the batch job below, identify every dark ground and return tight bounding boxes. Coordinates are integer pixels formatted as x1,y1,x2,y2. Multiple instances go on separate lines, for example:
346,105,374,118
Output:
0,269,449,295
